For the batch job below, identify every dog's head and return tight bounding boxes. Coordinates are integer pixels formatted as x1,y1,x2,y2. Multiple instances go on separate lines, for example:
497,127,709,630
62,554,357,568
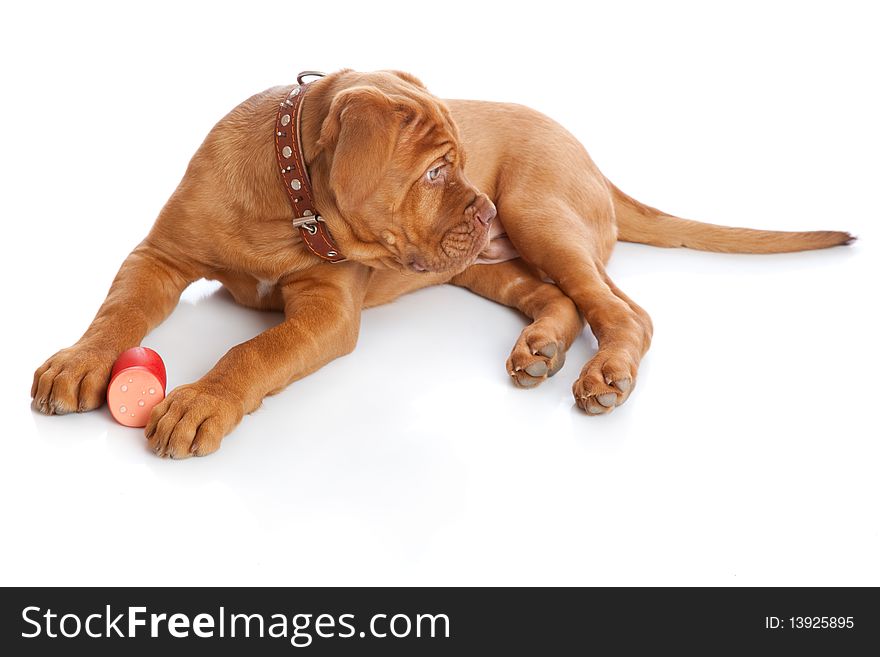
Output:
312,70,495,275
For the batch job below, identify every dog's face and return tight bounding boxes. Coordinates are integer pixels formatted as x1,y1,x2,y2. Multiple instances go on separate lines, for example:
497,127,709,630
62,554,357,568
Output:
317,72,496,275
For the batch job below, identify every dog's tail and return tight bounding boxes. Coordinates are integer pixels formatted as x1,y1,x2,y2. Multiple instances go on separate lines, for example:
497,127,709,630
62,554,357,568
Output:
610,183,854,254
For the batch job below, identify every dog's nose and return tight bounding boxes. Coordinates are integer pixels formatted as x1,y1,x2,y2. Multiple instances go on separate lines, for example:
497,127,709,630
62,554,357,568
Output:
470,195,496,227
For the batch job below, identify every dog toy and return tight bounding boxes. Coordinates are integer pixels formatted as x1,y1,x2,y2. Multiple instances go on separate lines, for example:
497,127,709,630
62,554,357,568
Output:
107,347,166,427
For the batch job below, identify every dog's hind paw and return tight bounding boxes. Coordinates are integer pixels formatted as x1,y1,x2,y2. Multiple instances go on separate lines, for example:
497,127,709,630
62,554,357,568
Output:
572,350,636,415
507,320,567,388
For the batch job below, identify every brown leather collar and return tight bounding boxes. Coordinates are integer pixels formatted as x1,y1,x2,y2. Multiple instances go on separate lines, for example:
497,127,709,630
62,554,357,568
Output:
275,71,346,263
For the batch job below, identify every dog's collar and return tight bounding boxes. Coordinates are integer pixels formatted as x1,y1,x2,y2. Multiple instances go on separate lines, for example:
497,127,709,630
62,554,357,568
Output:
275,71,346,263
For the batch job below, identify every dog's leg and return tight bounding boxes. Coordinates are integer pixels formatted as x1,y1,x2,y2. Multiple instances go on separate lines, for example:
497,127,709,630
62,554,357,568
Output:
146,263,371,458
32,242,199,415
452,259,583,388
500,201,653,414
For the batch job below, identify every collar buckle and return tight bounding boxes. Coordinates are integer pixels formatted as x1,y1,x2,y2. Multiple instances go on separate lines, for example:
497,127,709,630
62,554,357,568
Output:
292,215,322,232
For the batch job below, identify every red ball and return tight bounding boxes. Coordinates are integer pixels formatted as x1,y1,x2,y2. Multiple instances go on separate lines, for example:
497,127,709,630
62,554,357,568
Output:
107,347,167,427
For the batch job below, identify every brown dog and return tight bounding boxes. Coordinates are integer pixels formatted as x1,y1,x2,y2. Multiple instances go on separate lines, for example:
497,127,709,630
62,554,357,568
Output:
31,69,852,458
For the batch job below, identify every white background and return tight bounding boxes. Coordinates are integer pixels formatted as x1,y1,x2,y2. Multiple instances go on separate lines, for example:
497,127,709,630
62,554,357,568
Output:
1,1,878,586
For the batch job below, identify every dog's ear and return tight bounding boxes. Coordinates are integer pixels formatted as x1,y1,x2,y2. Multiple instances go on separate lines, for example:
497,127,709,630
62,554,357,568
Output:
318,86,417,212
319,87,417,211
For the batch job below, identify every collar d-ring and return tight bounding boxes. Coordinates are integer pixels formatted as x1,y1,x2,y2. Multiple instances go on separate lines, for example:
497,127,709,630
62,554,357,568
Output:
296,71,326,85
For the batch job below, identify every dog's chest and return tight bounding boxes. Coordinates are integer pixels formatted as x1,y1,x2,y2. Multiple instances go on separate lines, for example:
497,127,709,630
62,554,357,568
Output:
214,270,284,311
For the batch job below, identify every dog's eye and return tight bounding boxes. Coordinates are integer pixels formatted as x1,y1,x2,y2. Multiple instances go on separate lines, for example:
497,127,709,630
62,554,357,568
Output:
425,164,444,182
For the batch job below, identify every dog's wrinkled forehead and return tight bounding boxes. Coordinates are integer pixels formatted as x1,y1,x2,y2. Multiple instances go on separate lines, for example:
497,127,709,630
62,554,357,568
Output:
349,70,457,139
383,76,464,177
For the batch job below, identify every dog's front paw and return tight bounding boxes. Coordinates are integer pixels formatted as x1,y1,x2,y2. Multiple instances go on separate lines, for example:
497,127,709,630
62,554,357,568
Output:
146,383,243,459
31,345,117,415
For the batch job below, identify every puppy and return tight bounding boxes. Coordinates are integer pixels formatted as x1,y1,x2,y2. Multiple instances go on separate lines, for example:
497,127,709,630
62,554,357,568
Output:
31,69,852,457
